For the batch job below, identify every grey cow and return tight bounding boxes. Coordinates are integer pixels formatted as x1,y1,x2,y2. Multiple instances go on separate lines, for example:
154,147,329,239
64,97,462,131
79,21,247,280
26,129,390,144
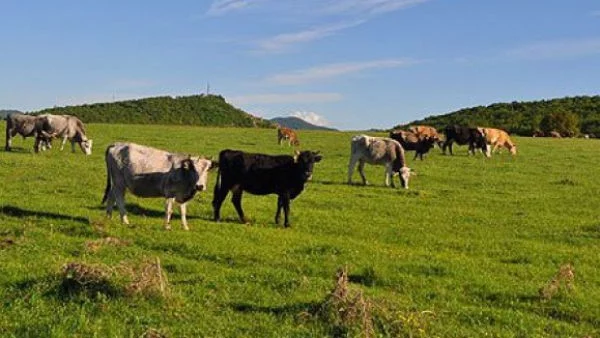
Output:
5,112,52,151
102,142,214,230
348,134,413,189
35,114,93,155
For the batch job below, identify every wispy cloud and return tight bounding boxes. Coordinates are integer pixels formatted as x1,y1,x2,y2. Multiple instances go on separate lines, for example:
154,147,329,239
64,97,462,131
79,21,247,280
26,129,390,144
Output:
505,38,600,60
265,58,420,85
322,0,431,15
291,111,331,126
256,20,364,53
591,10,600,17
206,0,252,16
228,92,342,105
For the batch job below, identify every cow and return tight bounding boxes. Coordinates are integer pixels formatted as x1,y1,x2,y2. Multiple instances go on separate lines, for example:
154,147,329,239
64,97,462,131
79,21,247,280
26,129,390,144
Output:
442,125,488,156
5,112,52,151
408,125,443,147
549,131,562,138
277,127,300,146
102,142,214,230
35,114,93,155
212,149,322,227
389,129,436,160
348,135,413,189
479,127,517,156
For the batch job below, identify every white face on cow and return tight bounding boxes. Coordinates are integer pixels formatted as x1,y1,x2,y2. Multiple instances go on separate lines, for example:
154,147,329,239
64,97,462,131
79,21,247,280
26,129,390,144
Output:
80,139,93,155
399,166,412,189
191,157,212,191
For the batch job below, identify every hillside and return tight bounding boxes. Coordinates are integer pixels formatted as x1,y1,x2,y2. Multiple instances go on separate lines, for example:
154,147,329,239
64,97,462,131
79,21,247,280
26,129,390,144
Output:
270,116,337,131
398,95,600,136
34,95,274,128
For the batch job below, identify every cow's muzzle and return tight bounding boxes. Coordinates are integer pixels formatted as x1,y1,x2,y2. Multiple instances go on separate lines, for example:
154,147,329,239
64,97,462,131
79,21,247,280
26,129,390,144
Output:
196,184,205,191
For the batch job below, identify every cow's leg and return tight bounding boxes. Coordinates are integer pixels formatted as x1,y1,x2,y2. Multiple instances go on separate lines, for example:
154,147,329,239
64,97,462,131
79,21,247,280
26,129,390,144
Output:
212,184,229,222
70,139,77,153
275,195,283,225
358,160,368,185
385,164,395,188
113,188,129,225
164,198,174,230
281,194,291,227
231,188,247,224
33,137,41,153
59,136,68,151
180,202,189,231
347,155,359,184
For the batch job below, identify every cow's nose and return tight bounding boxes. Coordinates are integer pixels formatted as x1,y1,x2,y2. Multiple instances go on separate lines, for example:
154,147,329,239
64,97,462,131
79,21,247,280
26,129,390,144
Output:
196,184,205,191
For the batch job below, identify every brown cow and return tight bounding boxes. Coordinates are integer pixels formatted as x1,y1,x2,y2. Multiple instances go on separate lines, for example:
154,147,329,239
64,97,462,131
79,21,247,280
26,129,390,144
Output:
479,127,517,156
549,131,562,138
277,127,300,146
389,130,436,160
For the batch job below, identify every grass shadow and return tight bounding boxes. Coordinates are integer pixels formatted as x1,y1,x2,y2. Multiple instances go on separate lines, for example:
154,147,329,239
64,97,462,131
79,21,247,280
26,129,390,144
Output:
88,203,203,219
3,146,33,154
1,205,88,224
231,301,321,316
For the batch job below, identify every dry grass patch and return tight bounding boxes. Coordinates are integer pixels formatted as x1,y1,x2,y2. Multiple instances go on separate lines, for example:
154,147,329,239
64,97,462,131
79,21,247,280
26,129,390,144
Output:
85,236,131,253
539,263,575,301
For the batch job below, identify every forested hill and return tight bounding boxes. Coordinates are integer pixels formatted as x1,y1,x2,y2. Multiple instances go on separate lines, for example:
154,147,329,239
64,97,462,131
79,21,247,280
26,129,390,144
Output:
270,116,337,131
34,95,274,128
398,95,600,136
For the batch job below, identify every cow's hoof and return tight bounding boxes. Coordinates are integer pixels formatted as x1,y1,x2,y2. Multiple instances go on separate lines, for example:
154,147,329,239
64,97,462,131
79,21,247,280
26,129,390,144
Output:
182,226,189,231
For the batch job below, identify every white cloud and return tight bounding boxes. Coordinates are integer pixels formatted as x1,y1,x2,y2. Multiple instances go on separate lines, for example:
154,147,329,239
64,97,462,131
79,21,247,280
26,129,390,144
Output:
206,0,252,16
265,58,420,85
506,38,600,60
322,0,430,15
256,20,364,53
291,111,330,126
228,92,343,105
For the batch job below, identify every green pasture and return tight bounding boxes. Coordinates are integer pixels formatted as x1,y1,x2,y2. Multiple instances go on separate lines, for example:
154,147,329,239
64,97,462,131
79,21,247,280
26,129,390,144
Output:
1,122,599,337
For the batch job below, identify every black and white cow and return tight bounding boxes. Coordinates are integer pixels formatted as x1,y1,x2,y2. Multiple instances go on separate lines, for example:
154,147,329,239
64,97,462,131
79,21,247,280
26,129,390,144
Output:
348,135,413,188
442,125,488,156
212,149,322,227
102,142,214,230
35,114,93,155
5,112,52,151
389,129,436,160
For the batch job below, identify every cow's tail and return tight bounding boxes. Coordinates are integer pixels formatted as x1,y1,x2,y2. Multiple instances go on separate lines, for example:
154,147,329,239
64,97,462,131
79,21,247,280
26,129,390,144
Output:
101,145,113,204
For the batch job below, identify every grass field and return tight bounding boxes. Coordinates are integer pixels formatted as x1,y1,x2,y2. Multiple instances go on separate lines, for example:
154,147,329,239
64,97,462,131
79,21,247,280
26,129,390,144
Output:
1,122,599,337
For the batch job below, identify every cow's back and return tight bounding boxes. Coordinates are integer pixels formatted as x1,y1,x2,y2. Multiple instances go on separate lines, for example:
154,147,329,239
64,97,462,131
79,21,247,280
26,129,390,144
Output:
352,135,401,164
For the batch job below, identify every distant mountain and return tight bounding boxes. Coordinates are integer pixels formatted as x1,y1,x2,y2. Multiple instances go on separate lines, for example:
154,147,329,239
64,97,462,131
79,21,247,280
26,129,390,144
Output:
34,95,274,128
270,116,337,131
0,110,23,119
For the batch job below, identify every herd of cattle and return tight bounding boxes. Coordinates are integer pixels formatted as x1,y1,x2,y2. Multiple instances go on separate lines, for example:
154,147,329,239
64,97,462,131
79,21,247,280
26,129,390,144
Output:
4,112,518,229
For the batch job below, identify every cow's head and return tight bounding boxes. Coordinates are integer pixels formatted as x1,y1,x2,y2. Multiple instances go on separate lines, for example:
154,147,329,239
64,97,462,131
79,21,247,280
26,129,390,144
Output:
191,157,213,192
509,144,517,155
397,167,414,189
294,150,322,181
80,139,93,155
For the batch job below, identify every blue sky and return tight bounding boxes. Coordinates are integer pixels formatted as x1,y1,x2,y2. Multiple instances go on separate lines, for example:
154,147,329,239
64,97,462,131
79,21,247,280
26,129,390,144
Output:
1,1,599,130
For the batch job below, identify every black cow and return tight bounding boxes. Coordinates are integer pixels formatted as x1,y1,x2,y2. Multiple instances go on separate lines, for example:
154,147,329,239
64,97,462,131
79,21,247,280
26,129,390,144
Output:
389,130,436,160
442,125,488,156
212,149,322,227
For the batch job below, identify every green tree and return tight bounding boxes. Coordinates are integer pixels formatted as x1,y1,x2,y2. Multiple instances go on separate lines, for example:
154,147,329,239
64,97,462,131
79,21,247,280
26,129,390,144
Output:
539,111,580,137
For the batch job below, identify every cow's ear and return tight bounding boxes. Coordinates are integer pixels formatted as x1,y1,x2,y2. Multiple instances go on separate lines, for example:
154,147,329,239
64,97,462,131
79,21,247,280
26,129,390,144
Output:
293,150,300,162
182,159,193,170
209,161,219,170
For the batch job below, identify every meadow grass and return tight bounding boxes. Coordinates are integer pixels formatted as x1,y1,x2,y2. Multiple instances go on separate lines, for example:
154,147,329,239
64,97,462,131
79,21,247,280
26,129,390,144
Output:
1,122,599,337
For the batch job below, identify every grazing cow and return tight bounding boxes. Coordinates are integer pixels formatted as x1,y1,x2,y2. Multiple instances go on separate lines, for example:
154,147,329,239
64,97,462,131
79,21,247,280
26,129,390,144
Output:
532,130,544,137
212,149,322,227
5,112,52,151
408,125,442,146
102,142,214,230
389,130,436,160
442,125,488,156
348,135,413,189
549,131,562,138
479,127,517,156
35,114,93,155
277,127,300,146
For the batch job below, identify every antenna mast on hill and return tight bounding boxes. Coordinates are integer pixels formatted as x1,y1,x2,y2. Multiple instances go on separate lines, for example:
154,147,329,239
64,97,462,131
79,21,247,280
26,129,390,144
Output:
206,82,210,95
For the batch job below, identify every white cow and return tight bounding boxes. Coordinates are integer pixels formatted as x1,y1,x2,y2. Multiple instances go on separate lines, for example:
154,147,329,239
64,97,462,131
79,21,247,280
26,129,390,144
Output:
102,142,214,230
348,135,413,189
36,114,93,155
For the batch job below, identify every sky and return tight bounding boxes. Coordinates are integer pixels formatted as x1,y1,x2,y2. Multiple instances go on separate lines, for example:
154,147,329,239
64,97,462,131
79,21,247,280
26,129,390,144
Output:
1,1,599,130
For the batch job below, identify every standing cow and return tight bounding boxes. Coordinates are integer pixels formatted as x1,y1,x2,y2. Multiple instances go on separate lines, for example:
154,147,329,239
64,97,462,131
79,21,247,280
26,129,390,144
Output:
102,142,214,230
35,114,93,155
479,127,517,156
277,127,300,146
5,112,52,151
212,149,322,227
348,135,413,189
442,125,488,157
389,129,436,160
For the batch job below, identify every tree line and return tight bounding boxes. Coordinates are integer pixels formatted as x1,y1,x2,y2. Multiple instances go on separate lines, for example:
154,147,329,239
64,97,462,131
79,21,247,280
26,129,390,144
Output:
397,95,600,137
34,94,274,128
